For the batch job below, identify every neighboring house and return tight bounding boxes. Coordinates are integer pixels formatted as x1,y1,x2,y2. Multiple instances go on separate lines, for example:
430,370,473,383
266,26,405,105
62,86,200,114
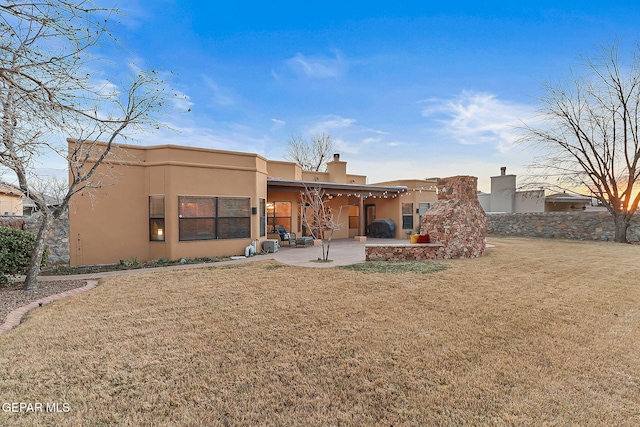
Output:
22,193,61,216
544,192,594,212
0,182,23,216
68,141,438,266
479,167,593,213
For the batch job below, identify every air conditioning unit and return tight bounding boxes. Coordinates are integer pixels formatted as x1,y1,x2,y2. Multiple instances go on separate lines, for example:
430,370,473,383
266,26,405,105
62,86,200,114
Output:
262,239,279,253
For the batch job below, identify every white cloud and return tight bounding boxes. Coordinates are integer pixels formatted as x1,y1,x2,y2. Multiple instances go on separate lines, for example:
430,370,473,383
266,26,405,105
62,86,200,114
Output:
308,115,356,134
270,118,286,131
91,79,120,97
284,51,346,79
202,76,237,107
421,91,535,153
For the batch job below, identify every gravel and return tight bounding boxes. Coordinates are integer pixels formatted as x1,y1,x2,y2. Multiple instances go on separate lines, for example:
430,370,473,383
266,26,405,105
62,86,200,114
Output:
0,279,88,326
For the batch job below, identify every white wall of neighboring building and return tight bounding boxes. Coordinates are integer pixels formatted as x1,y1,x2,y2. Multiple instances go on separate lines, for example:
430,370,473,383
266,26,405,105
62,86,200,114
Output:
478,192,491,212
484,167,546,214
515,190,545,213
490,173,516,213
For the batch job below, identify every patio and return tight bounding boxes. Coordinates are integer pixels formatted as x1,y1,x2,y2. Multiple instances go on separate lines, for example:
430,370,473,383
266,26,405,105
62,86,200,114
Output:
271,238,405,268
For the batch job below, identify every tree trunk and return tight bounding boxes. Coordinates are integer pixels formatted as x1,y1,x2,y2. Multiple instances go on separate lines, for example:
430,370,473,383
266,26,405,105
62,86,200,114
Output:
23,213,52,290
612,212,629,243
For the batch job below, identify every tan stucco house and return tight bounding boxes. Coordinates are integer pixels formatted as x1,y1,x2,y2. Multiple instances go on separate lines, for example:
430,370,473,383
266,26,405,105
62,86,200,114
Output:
0,182,23,216
68,140,437,266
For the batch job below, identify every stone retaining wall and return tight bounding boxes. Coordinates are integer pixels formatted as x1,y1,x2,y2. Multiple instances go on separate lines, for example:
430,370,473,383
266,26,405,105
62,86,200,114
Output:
365,243,445,261
0,211,70,266
24,210,70,266
486,211,640,243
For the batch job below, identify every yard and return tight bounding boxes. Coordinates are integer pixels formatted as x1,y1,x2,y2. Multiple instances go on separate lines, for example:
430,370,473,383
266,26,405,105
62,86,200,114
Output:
0,237,638,426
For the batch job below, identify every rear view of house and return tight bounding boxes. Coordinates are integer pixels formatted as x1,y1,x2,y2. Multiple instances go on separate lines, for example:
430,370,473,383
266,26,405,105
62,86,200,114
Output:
68,140,437,266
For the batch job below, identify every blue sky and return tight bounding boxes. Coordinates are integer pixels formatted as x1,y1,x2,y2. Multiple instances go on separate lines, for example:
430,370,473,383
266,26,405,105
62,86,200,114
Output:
46,1,640,191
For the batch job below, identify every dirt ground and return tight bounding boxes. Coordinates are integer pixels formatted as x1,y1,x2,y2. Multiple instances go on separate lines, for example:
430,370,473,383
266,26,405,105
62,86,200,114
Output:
0,237,638,426
0,279,87,326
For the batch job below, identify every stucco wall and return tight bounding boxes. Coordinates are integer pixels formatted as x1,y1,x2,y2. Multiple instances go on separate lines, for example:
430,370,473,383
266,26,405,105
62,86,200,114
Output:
0,194,23,216
515,190,545,213
68,142,269,266
487,211,640,243
490,174,516,213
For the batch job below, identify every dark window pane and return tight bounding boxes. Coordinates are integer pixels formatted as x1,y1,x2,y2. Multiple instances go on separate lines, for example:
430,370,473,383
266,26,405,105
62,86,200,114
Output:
260,198,266,237
402,215,413,230
218,218,251,239
218,197,251,217
149,196,165,218
179,218,216,241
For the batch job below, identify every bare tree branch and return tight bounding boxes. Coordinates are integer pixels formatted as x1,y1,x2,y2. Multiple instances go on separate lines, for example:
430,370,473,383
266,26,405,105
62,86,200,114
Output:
0,1,175,289
285,132,334,172
521,42,640,242
299,185,343,261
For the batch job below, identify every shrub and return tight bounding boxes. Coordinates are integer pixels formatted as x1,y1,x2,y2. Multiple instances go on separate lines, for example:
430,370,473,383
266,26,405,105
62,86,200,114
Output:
0,226,47,286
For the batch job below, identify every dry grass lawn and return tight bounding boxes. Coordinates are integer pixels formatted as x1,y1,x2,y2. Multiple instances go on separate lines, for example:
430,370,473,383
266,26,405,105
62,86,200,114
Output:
1,237,639,426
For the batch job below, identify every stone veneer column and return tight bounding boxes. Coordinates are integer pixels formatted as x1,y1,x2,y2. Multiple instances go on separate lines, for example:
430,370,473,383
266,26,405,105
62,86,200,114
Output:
420,176,486,258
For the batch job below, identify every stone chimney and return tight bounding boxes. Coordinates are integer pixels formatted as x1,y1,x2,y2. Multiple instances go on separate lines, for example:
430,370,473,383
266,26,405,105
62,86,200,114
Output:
500,166,506,176
421,176,486,258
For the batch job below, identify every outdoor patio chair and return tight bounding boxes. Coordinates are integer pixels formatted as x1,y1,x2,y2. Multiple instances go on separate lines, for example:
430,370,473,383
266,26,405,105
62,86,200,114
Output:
276,225,297,246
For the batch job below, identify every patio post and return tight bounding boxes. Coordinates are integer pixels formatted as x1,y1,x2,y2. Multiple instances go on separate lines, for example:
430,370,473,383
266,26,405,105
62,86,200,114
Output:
358,195,365,236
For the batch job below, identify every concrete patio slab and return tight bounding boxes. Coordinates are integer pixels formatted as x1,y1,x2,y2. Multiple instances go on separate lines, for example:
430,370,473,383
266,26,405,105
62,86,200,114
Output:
272,238,406,268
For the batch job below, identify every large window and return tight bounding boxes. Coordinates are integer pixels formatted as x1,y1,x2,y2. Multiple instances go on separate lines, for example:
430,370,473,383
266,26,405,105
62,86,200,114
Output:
402,202,414,230
149,195,165,241
179,196,251,241
266,201,292,233
418,202,433,217
259,198,266,237
418,202,433,223
348,205,359,229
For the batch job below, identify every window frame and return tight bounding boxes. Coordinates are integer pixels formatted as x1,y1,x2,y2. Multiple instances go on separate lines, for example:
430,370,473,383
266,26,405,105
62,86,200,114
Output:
348,205,359,229
149,195,165,242
402,202,414,230
259,198,266,237
178,196,251,241
418,202,433,225
266,201,292,233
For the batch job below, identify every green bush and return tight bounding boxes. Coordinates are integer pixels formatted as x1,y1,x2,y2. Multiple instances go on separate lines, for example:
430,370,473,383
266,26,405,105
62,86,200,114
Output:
0,226,47,286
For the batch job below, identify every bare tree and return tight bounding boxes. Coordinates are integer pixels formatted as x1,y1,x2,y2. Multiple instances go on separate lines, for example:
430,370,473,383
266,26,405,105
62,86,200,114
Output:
521,43,640,243
285,132,334,171
300,186,343,261
0,1,173,289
